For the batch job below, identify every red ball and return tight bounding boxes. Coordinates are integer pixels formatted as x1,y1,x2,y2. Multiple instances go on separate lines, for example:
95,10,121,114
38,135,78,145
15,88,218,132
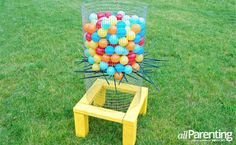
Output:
128,60,136,65
96,20,102,29
105,11,112,18
96,47,105,56
97,12,105,19
128,52,136,59
139,37,145,46
108,61,118,66
116,14,123,20
85,33,92,41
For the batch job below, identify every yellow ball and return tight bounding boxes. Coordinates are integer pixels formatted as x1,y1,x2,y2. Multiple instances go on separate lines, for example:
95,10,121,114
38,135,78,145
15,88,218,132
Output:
88,48,95,56
125,26,131,33
109,16,117,26
126,31,136,41
92,63,100,71
135,54,144,62
89,41,98,49
94,54,101,63
119,37,128,46
98,28,107,37
120,56,129,65
84,40,90,48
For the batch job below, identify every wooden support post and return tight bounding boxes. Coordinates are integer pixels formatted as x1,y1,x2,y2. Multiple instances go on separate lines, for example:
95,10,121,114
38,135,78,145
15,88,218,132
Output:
74,112,89,137
139,94,148,115
123,120,137,145
93,86,106,107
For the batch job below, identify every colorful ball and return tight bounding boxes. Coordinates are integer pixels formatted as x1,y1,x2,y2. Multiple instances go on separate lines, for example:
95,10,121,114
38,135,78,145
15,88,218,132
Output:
132,63,140,72
106,33,111,40
89,41,98,49
106,67,115,76
88,48,95,56
120,55,129,65
115,46,124,55
117,21,126,28
131,24,141,34
126,31,136,41
122,48,129,55
88,56,95,64
135,54,144,62
97,12,105,19
133,45,144,54
117,28,127,38
84,40,90,48
108,35,118,44
133,34,141,43
102,54,111,62
91,32,100,42
105,46,115,55
92,63,100,71
114,72,123,80
100,61,109,70
84,49,90,57
91,19,98,25
126,42,136,51
94,54,102,63
89,13,98,21
128,52,136,60
111,54,120,63
122,15,130,21
96,20,102,29
101,19,111,30
83,23,96,34
98,28,107,37
108,26,117,34
98,39,108,48
124,65,133,74
109,16,117,26
116,14,123,20
119,37,128,46
86,33,92,41
138,37,145,46
105,11,112,18
115,64,125,72
96,47,105,55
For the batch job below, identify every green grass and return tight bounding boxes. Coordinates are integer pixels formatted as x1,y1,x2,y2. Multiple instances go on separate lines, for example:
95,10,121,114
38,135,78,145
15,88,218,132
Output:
0,0,235,144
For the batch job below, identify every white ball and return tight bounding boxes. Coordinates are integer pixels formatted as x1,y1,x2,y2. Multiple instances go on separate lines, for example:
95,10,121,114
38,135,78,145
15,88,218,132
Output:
117,11,125,16
122,15,130,21
132,15,139,20
89,13,98,21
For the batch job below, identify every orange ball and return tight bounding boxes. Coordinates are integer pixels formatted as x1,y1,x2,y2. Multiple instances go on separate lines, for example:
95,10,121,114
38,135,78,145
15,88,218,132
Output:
131,24,141,34
84,23,96,33
111,54,120,63
108,26,117,34
102,54,111,62
114,72,123,80
126,42,136,51
98,39,108,48
132,63,140,72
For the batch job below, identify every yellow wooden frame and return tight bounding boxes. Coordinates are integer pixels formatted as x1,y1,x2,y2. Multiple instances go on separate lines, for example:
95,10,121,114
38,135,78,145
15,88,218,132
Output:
73,79,148,145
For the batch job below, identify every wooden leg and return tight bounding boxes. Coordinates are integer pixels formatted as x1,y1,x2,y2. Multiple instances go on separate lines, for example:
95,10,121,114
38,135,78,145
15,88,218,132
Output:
74,112,89,137
123,121,137,145
93,87,106,107
139,96,148,115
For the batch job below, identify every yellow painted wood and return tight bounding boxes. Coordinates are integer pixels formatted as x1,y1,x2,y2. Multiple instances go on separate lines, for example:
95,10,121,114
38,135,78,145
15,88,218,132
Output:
93,86,106,106
79,79,104,105
74,112,89,137
123,87,148,125
74,103,125,124
123,121,137,145
139,95,148,115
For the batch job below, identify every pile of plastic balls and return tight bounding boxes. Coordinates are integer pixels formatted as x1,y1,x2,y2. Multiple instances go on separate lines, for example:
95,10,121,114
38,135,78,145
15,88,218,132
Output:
83,11,145,80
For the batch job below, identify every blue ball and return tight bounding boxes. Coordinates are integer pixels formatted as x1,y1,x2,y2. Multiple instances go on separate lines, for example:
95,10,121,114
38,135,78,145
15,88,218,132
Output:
106,67,115,76
105,46,115,55
106,33,111,40
124,65,133,74
138,46,144,54
117,21,126,28
109,35,119,44
91,32,100,42
134,46,144,54
100,61,108,70
88,56,94,64
115,46,124,55
138,29,145,37
115,64,125,72
123,48,129,55
117,28,126,38
101,20,111,29
84,49,90,57
133,34,141,43
129,18,138,25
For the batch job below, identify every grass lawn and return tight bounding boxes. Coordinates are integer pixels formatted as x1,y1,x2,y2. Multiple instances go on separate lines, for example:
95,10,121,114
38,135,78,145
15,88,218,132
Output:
0,0,235,144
